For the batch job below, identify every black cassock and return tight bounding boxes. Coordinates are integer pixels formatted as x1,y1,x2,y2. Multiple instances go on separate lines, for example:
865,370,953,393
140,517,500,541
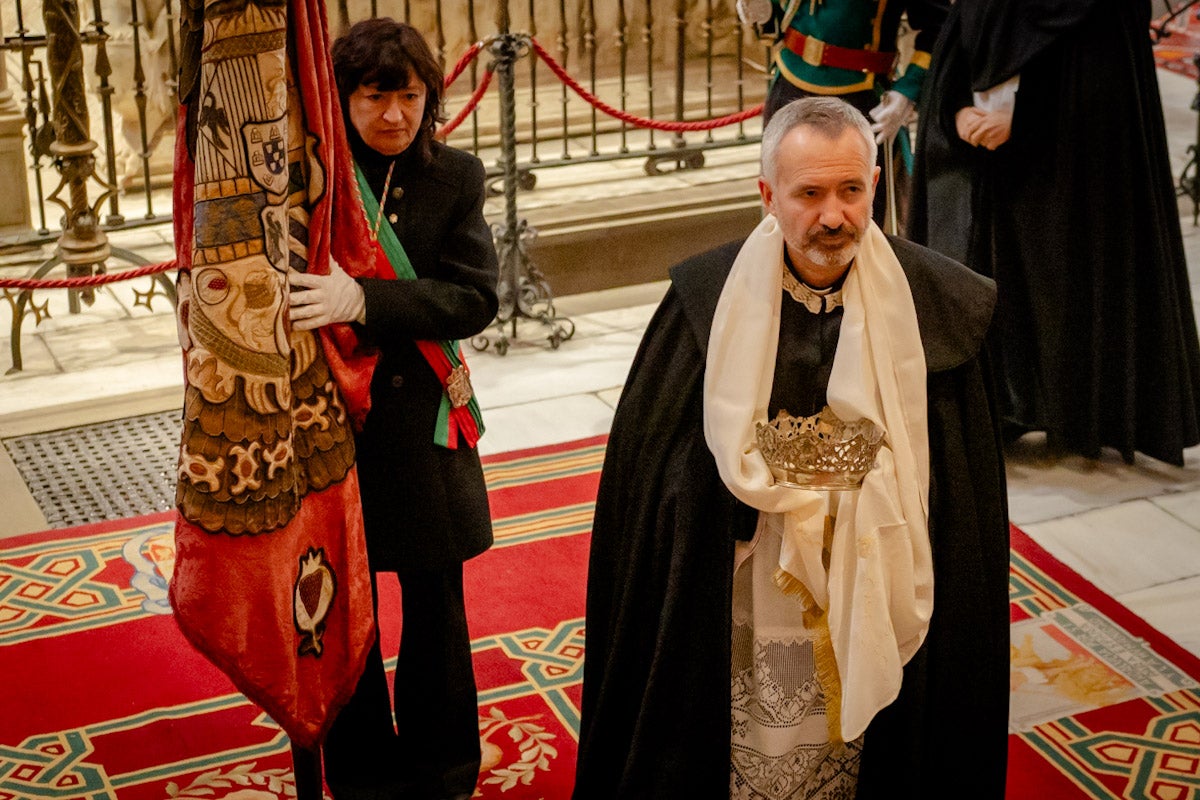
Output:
909,0,1200,465
573,237,1011,799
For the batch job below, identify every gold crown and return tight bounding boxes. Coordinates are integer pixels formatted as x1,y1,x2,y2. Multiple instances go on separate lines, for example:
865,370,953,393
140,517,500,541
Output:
755,406,883,490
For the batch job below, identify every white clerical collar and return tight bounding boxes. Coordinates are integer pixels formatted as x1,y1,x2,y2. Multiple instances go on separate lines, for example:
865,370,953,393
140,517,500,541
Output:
782,264,846,313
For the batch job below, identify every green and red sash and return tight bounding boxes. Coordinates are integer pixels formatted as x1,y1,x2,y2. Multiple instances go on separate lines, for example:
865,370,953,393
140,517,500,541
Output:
355,164,485,449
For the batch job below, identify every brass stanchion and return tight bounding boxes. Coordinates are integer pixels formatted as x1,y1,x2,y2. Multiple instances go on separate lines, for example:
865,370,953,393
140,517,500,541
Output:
6,0,174,373
44,0,108,311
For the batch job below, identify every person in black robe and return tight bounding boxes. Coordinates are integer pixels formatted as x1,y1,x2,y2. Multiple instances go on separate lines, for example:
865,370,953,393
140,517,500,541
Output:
908,0,1200,465
574,98,1010,799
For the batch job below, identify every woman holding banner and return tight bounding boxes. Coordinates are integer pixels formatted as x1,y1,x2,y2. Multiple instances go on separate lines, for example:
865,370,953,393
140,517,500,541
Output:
288,18,499,800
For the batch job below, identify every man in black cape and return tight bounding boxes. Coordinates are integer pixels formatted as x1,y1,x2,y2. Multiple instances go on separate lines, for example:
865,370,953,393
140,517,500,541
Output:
574,97,1010,799
908,0,1200,465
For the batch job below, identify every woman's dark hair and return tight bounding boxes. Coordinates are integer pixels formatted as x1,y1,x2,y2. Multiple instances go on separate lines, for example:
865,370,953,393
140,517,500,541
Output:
331,18,445,162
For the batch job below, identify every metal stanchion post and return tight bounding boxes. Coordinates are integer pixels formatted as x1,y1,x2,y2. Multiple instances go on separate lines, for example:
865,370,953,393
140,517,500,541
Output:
471,28,574,356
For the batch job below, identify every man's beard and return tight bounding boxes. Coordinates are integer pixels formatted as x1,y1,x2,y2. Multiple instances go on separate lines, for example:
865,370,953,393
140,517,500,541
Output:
800,224,862,269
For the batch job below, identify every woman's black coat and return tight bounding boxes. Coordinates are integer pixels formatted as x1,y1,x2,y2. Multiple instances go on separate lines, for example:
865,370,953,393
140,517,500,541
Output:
352,138,499,572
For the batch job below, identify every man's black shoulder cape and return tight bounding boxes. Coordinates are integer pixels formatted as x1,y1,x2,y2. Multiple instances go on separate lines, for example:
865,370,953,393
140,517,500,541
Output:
573,237,1010,799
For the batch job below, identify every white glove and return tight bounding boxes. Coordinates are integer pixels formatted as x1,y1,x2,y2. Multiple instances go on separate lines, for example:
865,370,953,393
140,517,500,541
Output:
288,258,366,330
868,90,915,145
736,0,773,26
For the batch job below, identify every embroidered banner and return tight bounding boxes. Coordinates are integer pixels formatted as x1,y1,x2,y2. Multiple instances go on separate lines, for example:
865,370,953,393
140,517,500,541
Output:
170,0,381,749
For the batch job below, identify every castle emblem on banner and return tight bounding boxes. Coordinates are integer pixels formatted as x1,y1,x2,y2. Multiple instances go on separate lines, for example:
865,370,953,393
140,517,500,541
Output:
243,118,288,195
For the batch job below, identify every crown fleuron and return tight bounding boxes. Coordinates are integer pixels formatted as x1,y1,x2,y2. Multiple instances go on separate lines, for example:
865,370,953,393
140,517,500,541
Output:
755,406,883,490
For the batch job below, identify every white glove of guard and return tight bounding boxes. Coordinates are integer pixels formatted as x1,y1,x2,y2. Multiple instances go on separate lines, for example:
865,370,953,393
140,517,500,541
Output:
288,258,366,330
868,90,915,145
736,0,774,26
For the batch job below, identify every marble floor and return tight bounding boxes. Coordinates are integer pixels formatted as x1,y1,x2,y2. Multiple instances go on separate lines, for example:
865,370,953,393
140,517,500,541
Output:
3,70,1200,670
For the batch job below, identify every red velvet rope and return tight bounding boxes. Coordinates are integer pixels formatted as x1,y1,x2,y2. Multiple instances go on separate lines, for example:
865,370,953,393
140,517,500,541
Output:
2,39,760,294
436,36,763,138
0,260,176,290
444,41,484,89
527,37,764,131
437,68,495,139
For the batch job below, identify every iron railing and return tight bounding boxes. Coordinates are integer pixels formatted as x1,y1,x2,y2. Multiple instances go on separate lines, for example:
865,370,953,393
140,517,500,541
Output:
1,0,180,237
0,0,768,246
0,0,768,364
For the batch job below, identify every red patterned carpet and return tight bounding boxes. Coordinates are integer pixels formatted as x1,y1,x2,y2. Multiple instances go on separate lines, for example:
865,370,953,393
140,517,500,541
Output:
2,435,1199,798
1155,6,1200,79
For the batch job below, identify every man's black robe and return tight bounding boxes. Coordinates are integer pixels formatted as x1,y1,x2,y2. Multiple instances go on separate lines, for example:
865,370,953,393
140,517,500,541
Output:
908,0,1200,465
573,237,1011,798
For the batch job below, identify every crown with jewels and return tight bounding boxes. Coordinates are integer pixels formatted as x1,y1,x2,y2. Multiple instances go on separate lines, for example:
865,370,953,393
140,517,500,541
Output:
754,406,884,490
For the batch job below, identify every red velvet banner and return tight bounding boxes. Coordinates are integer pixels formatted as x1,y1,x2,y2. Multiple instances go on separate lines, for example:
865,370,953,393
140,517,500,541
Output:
169,0,382,749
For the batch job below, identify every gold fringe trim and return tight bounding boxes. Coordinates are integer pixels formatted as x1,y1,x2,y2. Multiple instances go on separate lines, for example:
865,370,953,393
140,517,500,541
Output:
773,566,817,607
773,566,844,747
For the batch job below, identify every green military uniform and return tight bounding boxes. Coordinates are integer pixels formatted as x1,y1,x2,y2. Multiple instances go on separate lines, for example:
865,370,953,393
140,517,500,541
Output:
763,0,948,110
755,0,949,225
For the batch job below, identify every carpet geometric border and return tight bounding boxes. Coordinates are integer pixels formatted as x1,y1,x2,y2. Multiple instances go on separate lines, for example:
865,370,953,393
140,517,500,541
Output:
7,439,1200,800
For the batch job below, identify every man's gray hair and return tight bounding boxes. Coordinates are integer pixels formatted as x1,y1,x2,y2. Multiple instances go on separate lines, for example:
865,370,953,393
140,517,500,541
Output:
760,97,878,183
